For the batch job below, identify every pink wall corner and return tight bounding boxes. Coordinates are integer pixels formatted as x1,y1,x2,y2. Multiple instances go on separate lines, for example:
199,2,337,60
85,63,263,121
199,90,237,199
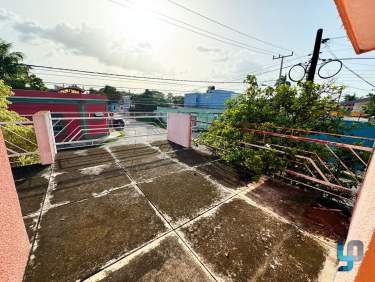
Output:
167,113,192,148
0,129,30,282
335,151,375,282
33,111,56,165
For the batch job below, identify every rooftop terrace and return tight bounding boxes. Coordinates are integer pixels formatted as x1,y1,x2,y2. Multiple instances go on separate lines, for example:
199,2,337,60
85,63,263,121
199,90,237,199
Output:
15,140,349,282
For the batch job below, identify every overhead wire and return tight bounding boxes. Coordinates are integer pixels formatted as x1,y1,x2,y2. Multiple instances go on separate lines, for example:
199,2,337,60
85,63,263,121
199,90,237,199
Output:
165,0,293,53
232,53,311,81
326,47,375,88
109,0,275,55
33,71,247,93
25,64,246,84
42,81,198,94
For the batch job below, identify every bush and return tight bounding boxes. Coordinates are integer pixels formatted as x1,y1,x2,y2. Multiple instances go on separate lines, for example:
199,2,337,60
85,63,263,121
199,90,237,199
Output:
198,75,346,179
0,80,39,166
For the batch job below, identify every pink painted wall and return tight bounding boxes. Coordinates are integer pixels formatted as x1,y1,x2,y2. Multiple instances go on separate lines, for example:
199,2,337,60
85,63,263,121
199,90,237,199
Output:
0,129,30,282
167,113,192,148
335,151,375,282
33,111,56,165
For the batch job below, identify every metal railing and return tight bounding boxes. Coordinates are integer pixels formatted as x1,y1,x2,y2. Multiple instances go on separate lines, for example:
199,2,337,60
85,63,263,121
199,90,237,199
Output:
51,112,168,150
0,119,39,166
242,127,374,199
194,121,374,202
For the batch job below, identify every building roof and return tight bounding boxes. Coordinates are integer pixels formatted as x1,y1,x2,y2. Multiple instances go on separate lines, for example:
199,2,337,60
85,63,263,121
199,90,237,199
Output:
12,89,108,101
341,97,369,106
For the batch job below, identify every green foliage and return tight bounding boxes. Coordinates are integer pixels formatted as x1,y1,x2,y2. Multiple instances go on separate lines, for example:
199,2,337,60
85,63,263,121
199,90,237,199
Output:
131,89,168,112
27,74,48,91
343,94,357,102
198,75,346,179
100,85,123,101
167,93,184,105
0,80,38,166
364,93,375,117
275,75,291,87
0,38,47,90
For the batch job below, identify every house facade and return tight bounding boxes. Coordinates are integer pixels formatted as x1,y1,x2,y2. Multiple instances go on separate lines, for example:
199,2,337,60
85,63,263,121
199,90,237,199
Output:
8,89,110,142
342,97,370,116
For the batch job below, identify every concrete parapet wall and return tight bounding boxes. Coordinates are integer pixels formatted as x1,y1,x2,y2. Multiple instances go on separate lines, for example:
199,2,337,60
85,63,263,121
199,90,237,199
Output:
167,113,192,148
0,129,30,282
33,111,56,165
335,151,375,282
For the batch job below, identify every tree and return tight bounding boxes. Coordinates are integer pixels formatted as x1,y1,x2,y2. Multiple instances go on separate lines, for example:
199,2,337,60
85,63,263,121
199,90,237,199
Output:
100,85,123,101
364,93,375,117
27,74,48,91
275,75,291,87
0,38,47,90
0,40,26,81
131,89,168,112
207,85,215,92
198,75,346,179
0,80,38,166
167,93,173,103
343,94,357,102
172,95,184,105
167,93,184,106
88,88,100,94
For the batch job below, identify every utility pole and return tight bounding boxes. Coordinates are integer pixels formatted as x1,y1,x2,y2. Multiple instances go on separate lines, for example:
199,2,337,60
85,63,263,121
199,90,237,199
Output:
273,52,294,80
306,28,323,82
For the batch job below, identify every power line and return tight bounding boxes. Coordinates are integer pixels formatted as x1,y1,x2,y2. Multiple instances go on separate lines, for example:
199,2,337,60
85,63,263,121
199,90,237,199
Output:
109,0,274,55
346,86,373,92
30,60,287,89
31,70,216,88
42,81,195,93
337,57,375,61
253,63,296,76
345,62,375,67
165,0,293,52
328,36,347,40
327,47,375,88
232,54,310,81
25,64,245,84
42,78,245,92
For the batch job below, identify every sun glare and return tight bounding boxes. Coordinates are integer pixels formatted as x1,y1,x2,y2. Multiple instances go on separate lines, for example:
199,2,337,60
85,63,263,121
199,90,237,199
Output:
124,0,164,43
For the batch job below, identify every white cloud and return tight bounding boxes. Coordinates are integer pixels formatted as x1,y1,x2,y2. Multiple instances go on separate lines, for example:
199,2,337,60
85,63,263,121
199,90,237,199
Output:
196,46,221,53
1,9,163,74
195,46,261,80
0,8,264,82
0,8,17,21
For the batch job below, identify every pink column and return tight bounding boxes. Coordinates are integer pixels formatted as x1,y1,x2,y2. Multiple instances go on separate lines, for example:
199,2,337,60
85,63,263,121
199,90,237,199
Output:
335,150,375,282
0,129,30,282
33,111,56,165
167,113,192,148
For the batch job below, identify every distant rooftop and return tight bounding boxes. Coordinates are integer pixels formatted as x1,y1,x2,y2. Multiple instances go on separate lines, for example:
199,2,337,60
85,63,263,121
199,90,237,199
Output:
184,89,239,109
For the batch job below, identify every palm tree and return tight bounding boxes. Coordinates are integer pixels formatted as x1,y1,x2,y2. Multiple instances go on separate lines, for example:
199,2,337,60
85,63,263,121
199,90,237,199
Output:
0,39,29,84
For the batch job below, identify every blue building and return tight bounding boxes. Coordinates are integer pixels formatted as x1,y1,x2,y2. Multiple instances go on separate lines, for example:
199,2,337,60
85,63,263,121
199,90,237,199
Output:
108,101,119,112
184,89,238,109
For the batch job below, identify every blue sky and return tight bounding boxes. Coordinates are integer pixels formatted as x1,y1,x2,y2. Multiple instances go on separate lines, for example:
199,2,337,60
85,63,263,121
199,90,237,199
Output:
0,0,374,96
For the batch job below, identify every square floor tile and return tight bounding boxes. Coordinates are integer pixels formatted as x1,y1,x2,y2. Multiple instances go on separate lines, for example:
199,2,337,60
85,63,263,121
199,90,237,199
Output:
197,161,252,189
168,149,218,167
102,236,211,282
138,170,228,226
24,188,168,282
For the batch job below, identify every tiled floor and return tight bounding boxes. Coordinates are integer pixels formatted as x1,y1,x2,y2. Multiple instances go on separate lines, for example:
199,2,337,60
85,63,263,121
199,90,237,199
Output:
15,140,347,282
